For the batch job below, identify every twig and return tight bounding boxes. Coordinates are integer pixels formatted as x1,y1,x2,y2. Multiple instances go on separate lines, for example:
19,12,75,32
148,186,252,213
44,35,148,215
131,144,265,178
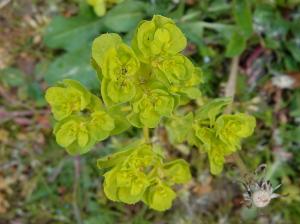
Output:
73,156,83,224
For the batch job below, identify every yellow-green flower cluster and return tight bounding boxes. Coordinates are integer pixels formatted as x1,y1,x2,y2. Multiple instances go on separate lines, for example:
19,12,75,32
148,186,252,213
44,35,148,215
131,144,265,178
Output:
193,98,255,175
87,0,124,17
97,142,191,211
45,80,115,155
165,97,256,175
92,15,203,128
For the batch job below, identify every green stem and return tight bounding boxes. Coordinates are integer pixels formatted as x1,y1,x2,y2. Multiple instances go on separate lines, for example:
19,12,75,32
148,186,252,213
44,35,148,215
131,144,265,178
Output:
143,127,150,143
232,153,248,177
224,56,239,114
224,57,250,176
266,159,282,180
73,156,83,224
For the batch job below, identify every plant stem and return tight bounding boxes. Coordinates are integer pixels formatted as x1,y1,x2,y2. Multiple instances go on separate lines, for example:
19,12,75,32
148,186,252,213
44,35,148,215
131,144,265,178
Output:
266,159,282,180
232,153,248,177
224,56,239,114
143,127,150,143
73,156,83,224
224,56,249,176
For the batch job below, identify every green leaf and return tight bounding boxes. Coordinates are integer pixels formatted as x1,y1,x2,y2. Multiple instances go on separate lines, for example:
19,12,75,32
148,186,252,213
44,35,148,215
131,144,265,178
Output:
233,0,253,38
27,82,46,107
181,87,202,100
107,105,131,135
102,78,136,105
103,0,147,32
0,68,25,87
264,37,281,49
166,113,193,144
143,182,176,211
286,41,300,62
163,159,191,184
290,90,300,118
167,0,185,19
208,147,225,175
97,140,143,169
291,20,300,39
127,112,143,128
92,33,122,68
178,22,203,46
253,4,289,39
225,31,246,57
116,170,150,204
88,110,115,141
44,9,102,52
195,97,232,125
132,15,187,62
44,47,100,90
194,126,215,149
215,113,256,149
54,116,94,152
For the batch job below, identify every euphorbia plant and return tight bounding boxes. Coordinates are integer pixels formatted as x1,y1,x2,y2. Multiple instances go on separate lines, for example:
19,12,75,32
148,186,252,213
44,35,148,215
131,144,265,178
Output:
45,15,256,211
